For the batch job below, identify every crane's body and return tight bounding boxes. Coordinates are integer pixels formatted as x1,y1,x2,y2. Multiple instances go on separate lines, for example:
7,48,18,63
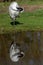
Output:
9,2,24,23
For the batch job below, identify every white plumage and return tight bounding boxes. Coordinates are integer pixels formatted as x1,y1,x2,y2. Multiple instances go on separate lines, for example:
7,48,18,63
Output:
10,43,24,62
9,2,24,23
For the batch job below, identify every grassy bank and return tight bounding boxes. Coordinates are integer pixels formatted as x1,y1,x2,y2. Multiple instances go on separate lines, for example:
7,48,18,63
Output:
0,9,43,33
0,1,43,6
0,1,43,33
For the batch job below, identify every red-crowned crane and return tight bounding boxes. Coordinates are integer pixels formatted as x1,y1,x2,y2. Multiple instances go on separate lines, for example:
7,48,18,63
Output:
9,2,24,24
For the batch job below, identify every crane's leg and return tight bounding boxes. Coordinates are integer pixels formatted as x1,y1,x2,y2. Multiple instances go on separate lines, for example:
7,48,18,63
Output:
13,17,16,25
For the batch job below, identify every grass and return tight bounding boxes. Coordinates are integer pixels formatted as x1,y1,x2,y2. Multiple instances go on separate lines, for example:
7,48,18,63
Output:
0,1,43,33
18,0,43,5
0,9,43,33
0,1,43,6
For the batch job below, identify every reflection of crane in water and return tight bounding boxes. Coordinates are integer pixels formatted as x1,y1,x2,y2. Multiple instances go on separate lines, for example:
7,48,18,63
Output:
9,41,24,62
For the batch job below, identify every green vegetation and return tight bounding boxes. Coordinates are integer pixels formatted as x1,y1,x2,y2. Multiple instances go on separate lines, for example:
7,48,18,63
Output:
18,0,43,5
0,1,43,33
0,0,43,6
0,9,43,33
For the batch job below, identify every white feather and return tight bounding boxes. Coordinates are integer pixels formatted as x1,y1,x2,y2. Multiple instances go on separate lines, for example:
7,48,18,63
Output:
9,2,24,21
